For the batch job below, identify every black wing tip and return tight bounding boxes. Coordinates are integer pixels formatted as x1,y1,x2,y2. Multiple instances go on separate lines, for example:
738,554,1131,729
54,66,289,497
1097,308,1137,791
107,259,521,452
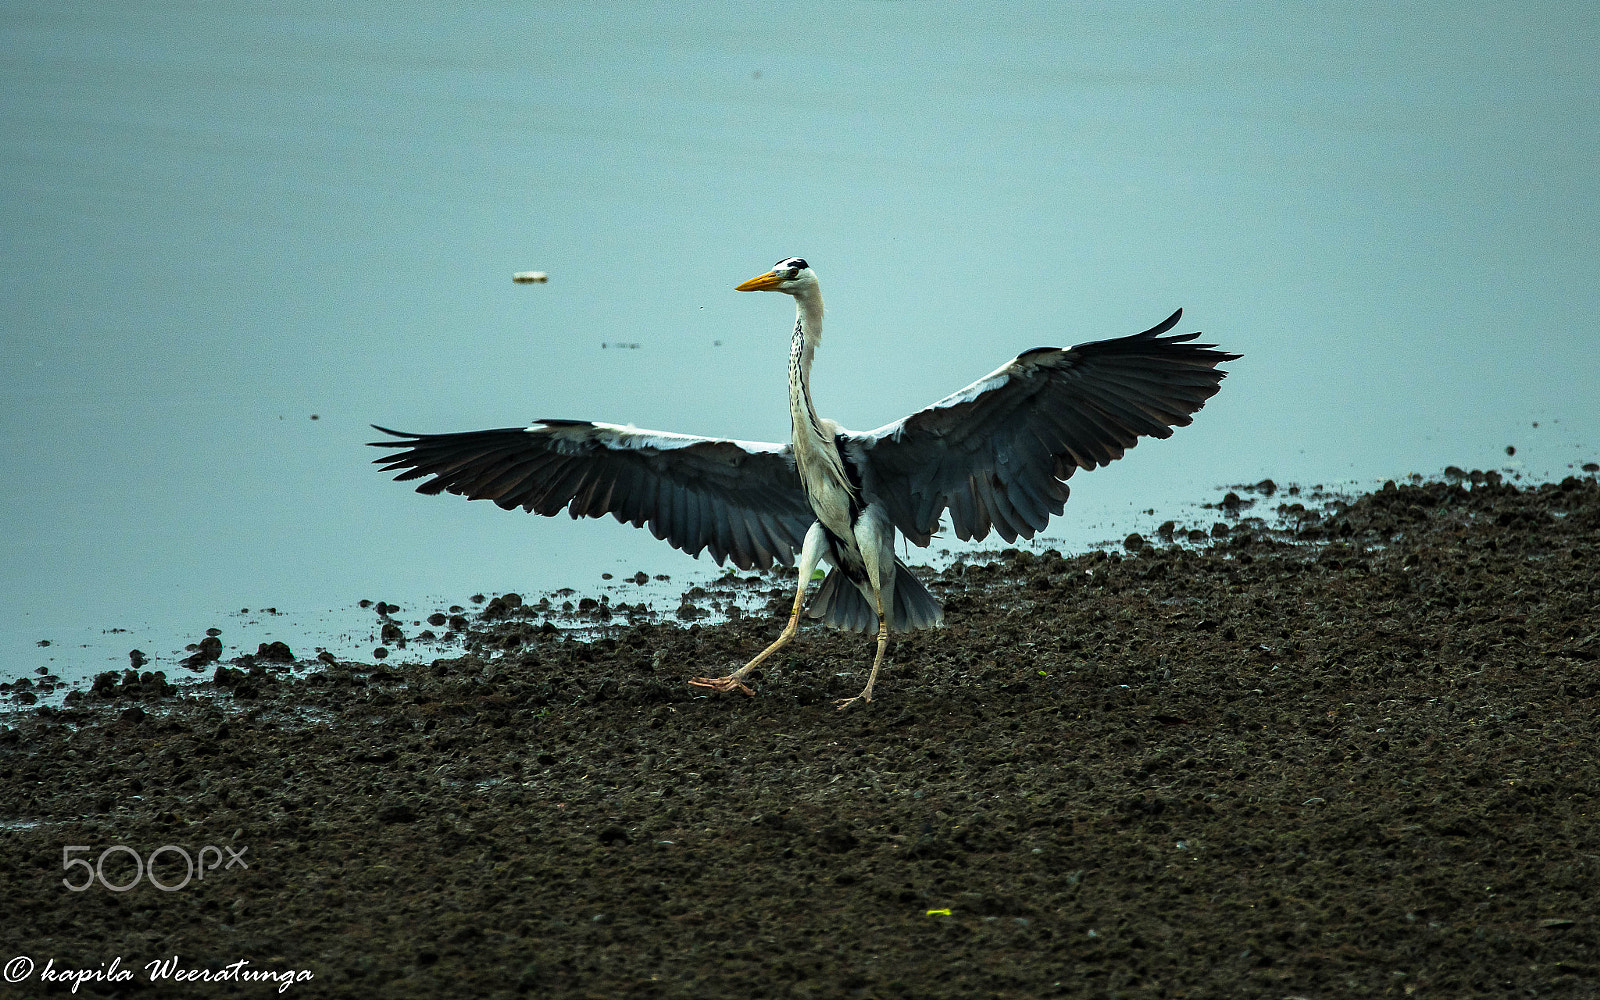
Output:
1070,308,1191,350
368,423,555,450
1141,307,1183,337
368,424,420,450
1128,308,1242,364
1187,344,1242,364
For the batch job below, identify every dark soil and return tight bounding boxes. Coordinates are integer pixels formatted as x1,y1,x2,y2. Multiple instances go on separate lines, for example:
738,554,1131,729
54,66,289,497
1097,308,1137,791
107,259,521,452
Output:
4,471,1599,998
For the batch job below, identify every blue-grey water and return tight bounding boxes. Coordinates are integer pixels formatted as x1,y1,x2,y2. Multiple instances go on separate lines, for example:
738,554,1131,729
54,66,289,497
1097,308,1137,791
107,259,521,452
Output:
4,3,1597,687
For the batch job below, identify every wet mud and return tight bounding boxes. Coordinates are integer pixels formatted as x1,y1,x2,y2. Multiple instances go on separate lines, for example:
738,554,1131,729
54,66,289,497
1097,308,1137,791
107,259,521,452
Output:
3,471,1599,998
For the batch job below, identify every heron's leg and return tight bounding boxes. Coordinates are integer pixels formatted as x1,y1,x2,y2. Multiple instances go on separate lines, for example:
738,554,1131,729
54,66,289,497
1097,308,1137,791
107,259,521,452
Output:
834,590,889,711
835,513,897,710
838,515,902,710
690,522,826,697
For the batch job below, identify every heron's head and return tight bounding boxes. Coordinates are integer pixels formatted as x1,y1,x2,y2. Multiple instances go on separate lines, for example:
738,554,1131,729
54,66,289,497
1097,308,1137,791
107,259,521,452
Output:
736,257,816,295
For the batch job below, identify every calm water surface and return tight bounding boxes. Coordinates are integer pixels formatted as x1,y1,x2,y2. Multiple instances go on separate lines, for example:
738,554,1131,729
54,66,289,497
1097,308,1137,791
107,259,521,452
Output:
3,3,1597,685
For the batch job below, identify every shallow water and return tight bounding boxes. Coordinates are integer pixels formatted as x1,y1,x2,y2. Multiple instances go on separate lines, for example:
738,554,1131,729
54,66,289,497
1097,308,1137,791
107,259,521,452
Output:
3,3,1597,686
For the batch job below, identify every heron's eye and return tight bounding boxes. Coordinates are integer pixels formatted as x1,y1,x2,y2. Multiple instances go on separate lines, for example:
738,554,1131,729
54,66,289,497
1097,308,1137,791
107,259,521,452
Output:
785,268,800,279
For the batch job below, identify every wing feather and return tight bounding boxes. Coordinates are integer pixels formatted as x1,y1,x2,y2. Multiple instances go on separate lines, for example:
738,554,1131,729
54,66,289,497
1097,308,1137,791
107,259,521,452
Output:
659,482,685,548
685,486,708,560
722,508,755,569
854,309,1237,545
671,483,693,553
533,459,591,514
1001,448,1054,529
971,473,1017,542
370,422,813,568
606,465,641,525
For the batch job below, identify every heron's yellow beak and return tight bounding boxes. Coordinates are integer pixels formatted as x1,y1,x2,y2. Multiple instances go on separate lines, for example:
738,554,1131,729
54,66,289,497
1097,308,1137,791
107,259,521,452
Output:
735,270,785,292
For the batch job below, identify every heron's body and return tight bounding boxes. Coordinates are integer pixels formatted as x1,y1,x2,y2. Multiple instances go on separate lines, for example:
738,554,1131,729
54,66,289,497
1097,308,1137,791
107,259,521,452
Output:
782,280,894,619
371,257,1238,708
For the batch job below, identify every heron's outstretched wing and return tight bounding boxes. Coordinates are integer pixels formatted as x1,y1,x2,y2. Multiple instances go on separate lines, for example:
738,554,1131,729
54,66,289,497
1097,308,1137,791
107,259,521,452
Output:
852,309,1238,546
370,421,815,569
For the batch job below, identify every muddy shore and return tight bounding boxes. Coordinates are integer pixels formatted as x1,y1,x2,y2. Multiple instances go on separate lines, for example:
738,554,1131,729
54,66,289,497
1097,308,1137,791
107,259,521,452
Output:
3,470,1598,998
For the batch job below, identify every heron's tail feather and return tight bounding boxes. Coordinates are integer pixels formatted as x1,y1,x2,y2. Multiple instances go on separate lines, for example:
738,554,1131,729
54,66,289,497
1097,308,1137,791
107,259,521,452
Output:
810,571,873,632
890,562,944,631
809,560,944,633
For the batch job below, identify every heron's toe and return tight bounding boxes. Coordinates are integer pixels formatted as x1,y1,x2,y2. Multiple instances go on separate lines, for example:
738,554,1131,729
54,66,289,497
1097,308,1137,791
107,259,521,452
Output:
688,675,756,697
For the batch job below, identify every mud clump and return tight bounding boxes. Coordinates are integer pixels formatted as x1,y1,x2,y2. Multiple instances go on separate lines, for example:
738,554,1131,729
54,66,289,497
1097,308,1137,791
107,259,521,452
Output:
180,634,223,670
1,473,1598,997
253,640,296,662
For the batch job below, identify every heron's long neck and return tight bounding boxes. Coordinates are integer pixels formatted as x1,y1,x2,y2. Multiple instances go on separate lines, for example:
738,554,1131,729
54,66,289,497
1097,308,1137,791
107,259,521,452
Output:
787,291,826,443
785,290,852,505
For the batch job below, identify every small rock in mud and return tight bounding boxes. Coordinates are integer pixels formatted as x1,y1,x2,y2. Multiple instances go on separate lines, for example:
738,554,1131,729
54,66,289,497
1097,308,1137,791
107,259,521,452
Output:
182,634,223,669
256,640,295,662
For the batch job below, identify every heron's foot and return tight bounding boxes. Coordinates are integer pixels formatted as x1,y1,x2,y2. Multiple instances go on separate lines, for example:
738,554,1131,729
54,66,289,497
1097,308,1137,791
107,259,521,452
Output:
833,689,873,711
688,673,756,697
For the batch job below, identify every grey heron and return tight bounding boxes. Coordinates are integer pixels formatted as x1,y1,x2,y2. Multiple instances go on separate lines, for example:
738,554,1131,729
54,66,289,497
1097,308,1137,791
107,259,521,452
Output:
370,258,1238,708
